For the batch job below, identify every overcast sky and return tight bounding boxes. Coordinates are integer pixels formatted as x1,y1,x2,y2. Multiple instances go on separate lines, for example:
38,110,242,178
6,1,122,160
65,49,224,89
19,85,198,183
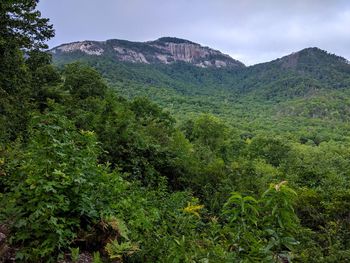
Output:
38,0,350,65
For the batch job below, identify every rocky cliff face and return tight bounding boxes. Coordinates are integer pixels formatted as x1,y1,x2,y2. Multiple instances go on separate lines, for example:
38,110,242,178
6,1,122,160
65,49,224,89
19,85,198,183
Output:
50,37,245,68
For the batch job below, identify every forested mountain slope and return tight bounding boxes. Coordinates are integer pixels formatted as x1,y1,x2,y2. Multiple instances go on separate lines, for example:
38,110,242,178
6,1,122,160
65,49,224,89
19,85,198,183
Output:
51,39,350,142
51,40,350,98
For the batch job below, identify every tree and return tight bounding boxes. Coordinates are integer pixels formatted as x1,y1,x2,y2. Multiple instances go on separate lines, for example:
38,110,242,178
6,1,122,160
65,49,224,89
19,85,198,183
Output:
0,0,54,52
0,0,55,142
248,136,291,167
191,114,228,151
0,0,54,93
63,63,107,99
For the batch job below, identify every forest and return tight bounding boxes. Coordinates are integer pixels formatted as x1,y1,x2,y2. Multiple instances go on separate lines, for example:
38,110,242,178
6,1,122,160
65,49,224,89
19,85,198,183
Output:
1,1,350,262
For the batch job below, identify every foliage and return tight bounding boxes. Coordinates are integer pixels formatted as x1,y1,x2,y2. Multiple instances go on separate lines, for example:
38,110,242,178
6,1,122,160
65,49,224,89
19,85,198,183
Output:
0,0,54,51
0,0,55,143
2,1,350,261
222,182,300,262
62,63,107,99
1,108,125,261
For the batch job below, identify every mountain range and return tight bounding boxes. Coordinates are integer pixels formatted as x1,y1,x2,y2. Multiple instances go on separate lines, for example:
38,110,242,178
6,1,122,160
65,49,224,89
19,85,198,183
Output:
50,37,350,138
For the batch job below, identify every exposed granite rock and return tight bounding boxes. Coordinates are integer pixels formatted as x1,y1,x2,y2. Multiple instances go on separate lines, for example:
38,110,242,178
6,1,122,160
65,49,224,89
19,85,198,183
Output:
55,41,105,56
50,37,245,68
113,47,149,63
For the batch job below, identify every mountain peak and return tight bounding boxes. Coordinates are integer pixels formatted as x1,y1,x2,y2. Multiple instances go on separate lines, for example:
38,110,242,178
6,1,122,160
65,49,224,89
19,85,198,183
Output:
50,37,245,68
153,37,197,45
298,47,348,62
277,47,348,69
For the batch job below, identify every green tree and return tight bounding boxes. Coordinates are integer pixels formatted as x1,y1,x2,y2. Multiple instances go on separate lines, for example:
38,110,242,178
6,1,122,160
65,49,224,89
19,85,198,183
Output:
0,0,55,142
0,0,54,52
62,63,107,99
191,114,228,151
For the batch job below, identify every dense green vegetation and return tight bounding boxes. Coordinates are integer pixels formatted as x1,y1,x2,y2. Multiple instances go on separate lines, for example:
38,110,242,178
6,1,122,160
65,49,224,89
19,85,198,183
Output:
53,43,350,144
2,1,350,262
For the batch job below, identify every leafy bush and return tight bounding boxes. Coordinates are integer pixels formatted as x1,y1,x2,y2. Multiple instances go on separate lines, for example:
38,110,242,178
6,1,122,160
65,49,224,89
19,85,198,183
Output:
1,107,127,261
222,181,300,262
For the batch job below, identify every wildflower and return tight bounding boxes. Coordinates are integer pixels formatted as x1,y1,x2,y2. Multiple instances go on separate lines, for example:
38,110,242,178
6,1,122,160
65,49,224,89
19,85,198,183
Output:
80,130,95,136
274,181,287,191
183,203,204,218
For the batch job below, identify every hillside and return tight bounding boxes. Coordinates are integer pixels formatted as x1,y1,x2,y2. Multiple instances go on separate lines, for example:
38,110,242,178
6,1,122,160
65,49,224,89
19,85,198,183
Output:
236,47,350,97
51,38,350,141
51,39,350,98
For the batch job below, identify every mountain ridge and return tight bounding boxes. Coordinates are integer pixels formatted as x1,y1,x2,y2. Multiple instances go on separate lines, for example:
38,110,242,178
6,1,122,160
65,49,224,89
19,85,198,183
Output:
50,37,350,69
50,37,350,120
50,37,245,68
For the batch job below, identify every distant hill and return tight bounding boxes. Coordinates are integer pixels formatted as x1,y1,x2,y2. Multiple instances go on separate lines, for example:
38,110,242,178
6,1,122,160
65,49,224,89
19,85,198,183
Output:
225,47,350,100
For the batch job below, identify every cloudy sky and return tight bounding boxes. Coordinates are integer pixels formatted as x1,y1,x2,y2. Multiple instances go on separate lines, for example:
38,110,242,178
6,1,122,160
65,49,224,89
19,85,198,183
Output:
38,0,350,65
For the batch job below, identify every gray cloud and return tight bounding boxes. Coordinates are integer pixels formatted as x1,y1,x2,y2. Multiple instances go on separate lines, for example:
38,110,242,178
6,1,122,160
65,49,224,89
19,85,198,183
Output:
38,0,350,65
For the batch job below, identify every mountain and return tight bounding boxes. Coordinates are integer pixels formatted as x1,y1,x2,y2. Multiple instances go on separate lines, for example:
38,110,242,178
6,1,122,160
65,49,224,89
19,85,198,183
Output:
50,38,350,133
51,39,350,96
50,37,245,68
277,47,349,70
229,47,350,98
